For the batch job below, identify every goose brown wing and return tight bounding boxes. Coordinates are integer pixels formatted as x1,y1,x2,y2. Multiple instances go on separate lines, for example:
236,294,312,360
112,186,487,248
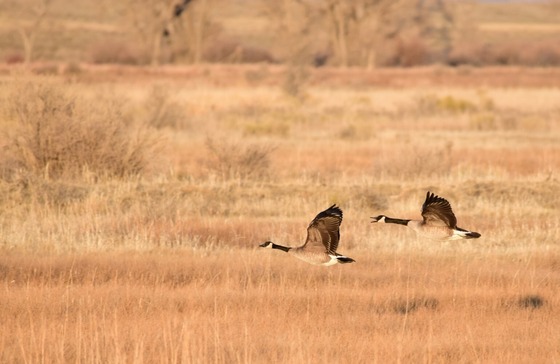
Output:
303,204,343,254
421,192,457,228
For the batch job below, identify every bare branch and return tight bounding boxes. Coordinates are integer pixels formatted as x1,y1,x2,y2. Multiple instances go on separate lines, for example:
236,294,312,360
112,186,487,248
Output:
13,0,53,64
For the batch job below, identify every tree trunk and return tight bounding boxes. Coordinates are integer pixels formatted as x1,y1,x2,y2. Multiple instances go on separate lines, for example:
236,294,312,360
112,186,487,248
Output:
18,29,34,64
337,10,348,67
151,33,162,66
328,2,348,68
192,0,208,64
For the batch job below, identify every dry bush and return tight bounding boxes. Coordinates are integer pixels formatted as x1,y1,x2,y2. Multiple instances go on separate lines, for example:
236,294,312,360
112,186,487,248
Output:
143,85,189,129
243,121,290,137
224,104,303,136
244,66,271,85
89,40,148,65
0,82,161,181
33,63,59,75
391,35,430,67
4,51,24,64
337,123,373,140
371,142,453,180
236,104,292,137
62,61,83,75
204,38,276,64
482,43,521,66
415,93,478,114
204,137,275,180
519,39,560,66
450,39,560,67
282,62,310,100
469,110,551,131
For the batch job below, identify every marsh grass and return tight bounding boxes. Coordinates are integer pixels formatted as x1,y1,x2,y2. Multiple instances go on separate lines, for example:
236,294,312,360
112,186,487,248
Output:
204,137,275,180
0,250,559,363
0,68,559,362
143,85,190,130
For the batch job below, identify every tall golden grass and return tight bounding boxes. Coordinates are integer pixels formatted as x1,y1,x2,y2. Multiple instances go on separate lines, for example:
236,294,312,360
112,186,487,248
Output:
0,66,559,362
1,251,558,363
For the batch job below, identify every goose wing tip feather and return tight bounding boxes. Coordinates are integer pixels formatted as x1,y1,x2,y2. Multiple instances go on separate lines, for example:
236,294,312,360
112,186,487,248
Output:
421,191,458,228
304,204,343,253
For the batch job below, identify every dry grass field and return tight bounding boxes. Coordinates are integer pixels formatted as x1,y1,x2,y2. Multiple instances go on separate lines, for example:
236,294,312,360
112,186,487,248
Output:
0,65,559,363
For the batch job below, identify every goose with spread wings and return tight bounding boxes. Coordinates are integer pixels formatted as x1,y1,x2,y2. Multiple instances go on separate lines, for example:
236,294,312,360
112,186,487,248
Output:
259,204,355,266
371,192,481,240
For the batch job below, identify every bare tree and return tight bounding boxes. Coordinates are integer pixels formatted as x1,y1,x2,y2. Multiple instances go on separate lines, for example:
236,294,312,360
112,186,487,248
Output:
547,0,560,14
410,0,455,64
261,0,318,62
122,0,214,65
323,0,364,67
309,0,399,68
9,0,53,65
261,0,319,97
124,0,176,66
263,0,461,68
326,0,458,67
265,0,393,68
166,0,215,64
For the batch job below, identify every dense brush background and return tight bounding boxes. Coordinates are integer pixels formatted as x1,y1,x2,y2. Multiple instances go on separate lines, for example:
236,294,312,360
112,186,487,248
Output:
0,0,559,362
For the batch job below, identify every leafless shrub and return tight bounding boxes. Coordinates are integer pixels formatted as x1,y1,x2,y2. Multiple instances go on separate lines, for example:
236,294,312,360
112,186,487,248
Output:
63,61,82,75
204,38,275,64
243,121,289,137
0,82,161,181
415,94,478,114
372,142,453,180
244,66,271,85
33,64,59,75
204,138,275,180
392,36,430,67
11,178,91,207
5,51,24,64
364,193,389,211
520,40,560,66
282,62,309,100
143,85,188,129
90,40,148,65
338,123,373,140
450,39,560,67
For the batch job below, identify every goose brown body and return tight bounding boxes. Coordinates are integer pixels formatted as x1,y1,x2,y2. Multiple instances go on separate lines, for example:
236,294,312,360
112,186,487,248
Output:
259,205,355,266
371,192,481,241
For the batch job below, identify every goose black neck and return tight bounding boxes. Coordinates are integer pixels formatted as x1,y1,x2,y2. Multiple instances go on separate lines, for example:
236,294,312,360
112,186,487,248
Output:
384,217,410,226
271,243,291,253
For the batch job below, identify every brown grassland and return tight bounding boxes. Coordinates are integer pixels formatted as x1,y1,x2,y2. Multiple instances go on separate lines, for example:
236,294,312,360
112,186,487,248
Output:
0,65,559,363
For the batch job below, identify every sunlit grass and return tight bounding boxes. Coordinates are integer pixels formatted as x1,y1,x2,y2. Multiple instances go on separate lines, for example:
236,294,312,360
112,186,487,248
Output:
1,250,559,363
0,68,559,362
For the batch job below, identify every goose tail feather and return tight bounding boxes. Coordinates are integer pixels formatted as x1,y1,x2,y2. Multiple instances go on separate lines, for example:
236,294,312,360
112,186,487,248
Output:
336,256,356,264
454,227,481,239
465,231,481,239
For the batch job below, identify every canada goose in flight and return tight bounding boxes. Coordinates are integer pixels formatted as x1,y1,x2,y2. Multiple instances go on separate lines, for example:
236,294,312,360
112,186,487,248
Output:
371,192,481,240
259,204,355,266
